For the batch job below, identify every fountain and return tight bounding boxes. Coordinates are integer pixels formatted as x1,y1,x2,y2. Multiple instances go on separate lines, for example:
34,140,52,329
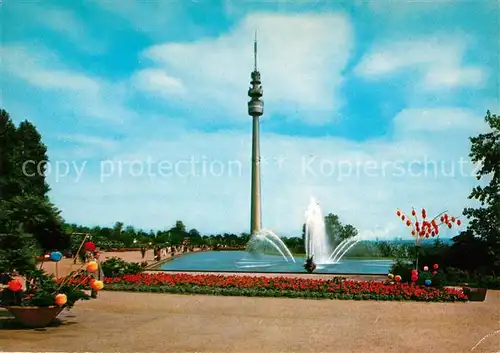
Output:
304,197,360,271
242,198,360,273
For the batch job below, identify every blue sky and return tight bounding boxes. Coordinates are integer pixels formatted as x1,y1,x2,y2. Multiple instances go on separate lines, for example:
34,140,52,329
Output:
1,0,498,239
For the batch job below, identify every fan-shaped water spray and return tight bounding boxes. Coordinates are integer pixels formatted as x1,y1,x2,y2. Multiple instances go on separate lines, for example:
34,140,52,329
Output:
247,229,296,263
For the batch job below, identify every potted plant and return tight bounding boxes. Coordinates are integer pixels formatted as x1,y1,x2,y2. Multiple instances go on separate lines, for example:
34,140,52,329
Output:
0,268,95,328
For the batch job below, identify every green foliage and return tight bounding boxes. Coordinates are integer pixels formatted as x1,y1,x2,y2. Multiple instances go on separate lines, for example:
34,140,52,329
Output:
460,110,500,275
1,110,21,199
324,213,358,243
0,109,67,254
477,275,500,290
389,259,413,282
0,213,38,275
4,195,69,251
100,257,144,277
0,269,91,308
16,120,50,197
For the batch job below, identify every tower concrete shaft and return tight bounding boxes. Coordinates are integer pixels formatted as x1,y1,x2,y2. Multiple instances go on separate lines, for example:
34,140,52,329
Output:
248,34,264,235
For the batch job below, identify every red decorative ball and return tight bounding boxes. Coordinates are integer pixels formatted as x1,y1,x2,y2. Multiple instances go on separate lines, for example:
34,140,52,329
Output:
396,211,401,216
433,264,439,270
457,219,461,226
411,275,418,282
84,241,96,252
8,279,22,292
447,223,452,229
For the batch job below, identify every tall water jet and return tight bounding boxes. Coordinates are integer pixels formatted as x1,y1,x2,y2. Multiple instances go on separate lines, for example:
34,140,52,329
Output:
304,197,331,264
304,197,361,270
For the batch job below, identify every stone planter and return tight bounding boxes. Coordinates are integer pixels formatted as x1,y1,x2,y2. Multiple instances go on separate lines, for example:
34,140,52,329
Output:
462,287,488,302
5,306,63,328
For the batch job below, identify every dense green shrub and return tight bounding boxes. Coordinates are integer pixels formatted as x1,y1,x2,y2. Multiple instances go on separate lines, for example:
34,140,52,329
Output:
389,259,413,282
477,276,500,290
100,257,144,277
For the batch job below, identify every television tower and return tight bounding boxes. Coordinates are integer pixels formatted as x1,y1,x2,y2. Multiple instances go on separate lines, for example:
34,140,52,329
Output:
248,32,264,235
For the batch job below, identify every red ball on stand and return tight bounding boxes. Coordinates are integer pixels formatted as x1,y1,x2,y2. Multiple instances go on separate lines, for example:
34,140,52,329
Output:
84,241,96,252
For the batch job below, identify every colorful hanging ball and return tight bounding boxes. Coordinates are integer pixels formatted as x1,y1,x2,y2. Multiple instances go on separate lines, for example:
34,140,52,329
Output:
433,264,439,270
411,269,418,275
411,275,418,282
8,279,22,292
49,251,63,262
84,241,96,252
424,279,432,286
423,266,429,271
90,279,104,291
87,261,99,272
55,293,67,306
394,275,402,282
388,273,394,279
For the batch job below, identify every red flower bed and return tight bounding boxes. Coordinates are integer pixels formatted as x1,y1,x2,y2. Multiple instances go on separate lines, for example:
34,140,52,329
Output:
63,273,468,302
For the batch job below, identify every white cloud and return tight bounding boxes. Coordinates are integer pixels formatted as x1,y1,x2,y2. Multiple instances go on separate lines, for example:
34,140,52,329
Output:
91,0,182,38
47,106,485,240
421,67,484,91
135,13,353,125
393,108,488,134
354,37,486,91
1,45,134,125
5,3,106,54
35,7,107,54
132,69,187,97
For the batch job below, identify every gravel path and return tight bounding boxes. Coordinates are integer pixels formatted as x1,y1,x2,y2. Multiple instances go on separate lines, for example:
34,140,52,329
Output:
1,290,499,353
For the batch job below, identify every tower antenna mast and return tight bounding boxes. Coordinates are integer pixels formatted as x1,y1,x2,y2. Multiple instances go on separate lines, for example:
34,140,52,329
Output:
254,31,258,71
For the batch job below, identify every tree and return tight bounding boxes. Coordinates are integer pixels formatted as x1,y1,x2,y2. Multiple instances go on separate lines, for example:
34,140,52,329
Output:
16,120,50,197
341,224,358,240
3,195,70,252
460,110,500,274
174,220,186,232
0,200,38,274
324,213,358,243
0,109,22,199
0,109,67,252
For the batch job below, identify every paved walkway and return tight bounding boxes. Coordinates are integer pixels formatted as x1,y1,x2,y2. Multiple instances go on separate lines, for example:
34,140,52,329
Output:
1,290,499,352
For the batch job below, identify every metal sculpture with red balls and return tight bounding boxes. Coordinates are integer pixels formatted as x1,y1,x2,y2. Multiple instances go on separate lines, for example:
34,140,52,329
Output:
396,208,462,269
